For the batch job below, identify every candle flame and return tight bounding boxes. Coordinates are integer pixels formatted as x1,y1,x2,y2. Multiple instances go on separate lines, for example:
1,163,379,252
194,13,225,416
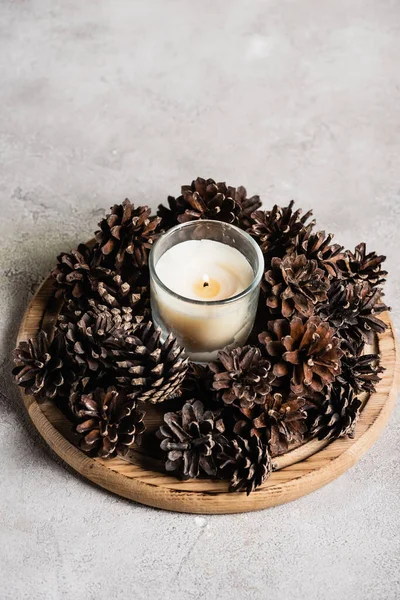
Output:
202,273,210,288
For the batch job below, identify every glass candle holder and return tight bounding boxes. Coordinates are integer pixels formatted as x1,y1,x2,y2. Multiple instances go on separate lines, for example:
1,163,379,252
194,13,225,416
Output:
149,220,263,362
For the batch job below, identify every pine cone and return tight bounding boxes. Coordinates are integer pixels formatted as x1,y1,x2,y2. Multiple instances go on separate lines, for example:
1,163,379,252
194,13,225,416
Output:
59,301,140,372
259,316,343,394
258,319,292,379
13,330,76,400
210,346,275,409
75,387,145,458
337,243,387,287
317,281,388,351
158,177,240,226
297,229,345,278
337,353,384,394
94,270,149,314
51,243,104,304
216,434,272,495
249,201,315,258
116,321,188,404
157,400,224,478
263,253,329,318
234,393,308,456
310,383,361,441
234,185,262,229
68,371,115,417
95,200,161,270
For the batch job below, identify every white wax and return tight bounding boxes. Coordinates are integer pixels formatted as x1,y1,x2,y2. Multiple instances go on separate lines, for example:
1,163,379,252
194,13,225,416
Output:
153,240,256,361
156,240,253,301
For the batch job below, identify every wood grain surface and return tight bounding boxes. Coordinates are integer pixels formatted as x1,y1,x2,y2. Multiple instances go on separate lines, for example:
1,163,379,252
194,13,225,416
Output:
15,275,400,514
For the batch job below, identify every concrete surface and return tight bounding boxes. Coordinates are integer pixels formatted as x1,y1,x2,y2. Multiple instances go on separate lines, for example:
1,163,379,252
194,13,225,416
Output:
1,1,400,599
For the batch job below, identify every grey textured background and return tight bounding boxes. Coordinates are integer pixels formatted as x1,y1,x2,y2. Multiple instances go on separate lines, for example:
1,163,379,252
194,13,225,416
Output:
1,1,400,599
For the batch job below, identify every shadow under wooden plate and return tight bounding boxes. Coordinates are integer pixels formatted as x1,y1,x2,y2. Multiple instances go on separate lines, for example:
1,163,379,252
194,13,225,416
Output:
16,275,400,514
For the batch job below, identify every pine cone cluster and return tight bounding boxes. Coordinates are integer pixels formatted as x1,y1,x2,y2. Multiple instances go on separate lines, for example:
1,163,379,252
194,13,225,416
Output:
14,197,188,459
157,400,272,495
197,197,387,490
13,184,389,495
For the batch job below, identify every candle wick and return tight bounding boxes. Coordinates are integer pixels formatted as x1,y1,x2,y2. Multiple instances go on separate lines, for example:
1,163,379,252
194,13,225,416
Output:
203,281,209,288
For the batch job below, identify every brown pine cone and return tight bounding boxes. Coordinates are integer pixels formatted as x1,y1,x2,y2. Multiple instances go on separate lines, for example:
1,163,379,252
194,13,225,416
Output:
210,346,275,409
75,387,145,458
116,321,188,404
52,240,151,315
158,177,241,226
157,400,224,479
68,370,115,417
95,200,161,270
158,178,262,229
216,434,272,495
310,383,361,441
263,253,329,318
234,185,262,229
297,229,345,278
13,330,76,400
59,301,140,373
337,353,384,394
235,393,308,456
337,243,387,287
259,316,343,394
51,243,104,304
317,281,388,351
94,271,149,315
249,201,315,258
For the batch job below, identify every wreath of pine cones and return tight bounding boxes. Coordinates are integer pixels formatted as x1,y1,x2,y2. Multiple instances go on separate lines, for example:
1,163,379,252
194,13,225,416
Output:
13,177,389,495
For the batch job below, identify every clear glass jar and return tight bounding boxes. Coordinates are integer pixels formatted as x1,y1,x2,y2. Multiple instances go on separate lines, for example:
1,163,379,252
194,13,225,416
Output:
149,220,263,362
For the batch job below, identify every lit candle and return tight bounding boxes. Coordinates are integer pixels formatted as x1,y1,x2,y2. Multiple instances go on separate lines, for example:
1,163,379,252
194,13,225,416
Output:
150,221,263,362
157,240,253,302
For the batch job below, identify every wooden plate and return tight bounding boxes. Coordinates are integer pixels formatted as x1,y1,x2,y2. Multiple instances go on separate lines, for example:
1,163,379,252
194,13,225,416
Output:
16,275,400,514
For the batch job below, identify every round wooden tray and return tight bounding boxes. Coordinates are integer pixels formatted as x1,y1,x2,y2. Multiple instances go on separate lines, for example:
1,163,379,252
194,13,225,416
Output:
16,275,400,514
